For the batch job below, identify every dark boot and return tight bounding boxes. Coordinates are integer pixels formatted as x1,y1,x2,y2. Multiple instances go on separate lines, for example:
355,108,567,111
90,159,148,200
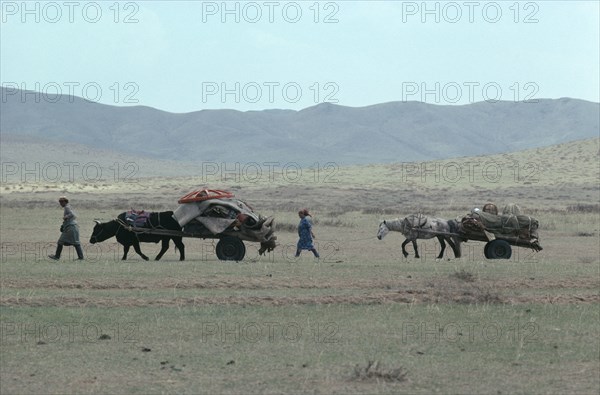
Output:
75,245,84,260
311,249,320,258
49,245,63,260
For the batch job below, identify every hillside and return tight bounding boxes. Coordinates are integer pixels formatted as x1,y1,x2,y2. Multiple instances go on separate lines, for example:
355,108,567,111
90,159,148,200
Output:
3,138,598,214
1,87,598,165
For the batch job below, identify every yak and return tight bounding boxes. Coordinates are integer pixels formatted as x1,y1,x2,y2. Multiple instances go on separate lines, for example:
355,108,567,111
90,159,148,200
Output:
90,211,185,261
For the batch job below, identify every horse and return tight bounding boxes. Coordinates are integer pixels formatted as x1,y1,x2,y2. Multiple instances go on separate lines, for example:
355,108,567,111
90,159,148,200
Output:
90,211,185,261
377,214,461,259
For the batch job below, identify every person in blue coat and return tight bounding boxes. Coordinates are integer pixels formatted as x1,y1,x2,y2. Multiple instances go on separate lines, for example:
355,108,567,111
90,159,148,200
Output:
295,209,320,258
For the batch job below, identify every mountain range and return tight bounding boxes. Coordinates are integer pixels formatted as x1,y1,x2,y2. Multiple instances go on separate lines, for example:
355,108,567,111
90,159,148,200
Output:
1,87,598,165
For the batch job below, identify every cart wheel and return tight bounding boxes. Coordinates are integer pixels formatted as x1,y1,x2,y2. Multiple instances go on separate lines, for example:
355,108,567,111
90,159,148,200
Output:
216,236,246,261
484,240,512,259
483,242,493,258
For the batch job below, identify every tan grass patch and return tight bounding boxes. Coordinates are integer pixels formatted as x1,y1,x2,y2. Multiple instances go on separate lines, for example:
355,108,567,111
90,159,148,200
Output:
351,360,408,383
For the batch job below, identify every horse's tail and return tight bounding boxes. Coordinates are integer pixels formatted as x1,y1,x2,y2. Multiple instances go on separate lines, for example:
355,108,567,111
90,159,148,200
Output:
447,220,465,257
447,219,459,234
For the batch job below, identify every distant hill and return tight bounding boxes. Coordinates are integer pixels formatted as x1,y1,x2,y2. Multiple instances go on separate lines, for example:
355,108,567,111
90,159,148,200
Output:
3,138,598,216
1,86,598,165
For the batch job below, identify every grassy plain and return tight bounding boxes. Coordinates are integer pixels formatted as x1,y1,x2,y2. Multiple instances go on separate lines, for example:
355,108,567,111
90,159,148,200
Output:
1,139,599,394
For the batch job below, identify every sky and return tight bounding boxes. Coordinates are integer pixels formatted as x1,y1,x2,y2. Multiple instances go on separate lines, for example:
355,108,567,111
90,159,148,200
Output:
1,0,599,112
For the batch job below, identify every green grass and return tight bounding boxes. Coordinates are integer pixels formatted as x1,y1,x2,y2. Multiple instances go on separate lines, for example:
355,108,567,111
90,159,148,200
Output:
1,240,599,394
1,302,598,394
1,139,599,394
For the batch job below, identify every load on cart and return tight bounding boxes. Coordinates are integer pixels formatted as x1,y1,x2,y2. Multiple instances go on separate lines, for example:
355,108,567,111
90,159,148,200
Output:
173,189,277,261
458,203,542,259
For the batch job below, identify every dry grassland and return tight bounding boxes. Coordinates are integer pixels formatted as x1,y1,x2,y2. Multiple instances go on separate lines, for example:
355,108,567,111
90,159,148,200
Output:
1,139,598,394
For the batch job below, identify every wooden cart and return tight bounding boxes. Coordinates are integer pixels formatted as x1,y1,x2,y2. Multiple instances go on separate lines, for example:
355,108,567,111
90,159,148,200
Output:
118,188,277,261
116,219,276,261
457,215,542,259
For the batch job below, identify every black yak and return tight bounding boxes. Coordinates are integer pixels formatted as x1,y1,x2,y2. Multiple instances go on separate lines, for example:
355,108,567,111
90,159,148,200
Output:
90,211,185,261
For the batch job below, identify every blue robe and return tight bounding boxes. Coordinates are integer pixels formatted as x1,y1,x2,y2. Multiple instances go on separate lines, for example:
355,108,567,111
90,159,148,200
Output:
297,217,314,250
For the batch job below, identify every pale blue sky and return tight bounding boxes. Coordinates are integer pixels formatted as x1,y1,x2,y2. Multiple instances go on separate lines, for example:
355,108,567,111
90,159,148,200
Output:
1,0,598,112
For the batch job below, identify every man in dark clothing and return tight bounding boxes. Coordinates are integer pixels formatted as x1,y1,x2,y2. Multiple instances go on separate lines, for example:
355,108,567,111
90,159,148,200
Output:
49,196,84,260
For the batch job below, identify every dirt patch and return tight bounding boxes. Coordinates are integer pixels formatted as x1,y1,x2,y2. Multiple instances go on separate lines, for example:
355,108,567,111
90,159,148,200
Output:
486,277,600,290
0,277,409,291
2,274,598,307
508,294,600,304
0,293,414,308
350,360,407,383
4,274,598,293
451,269,476,282
2,285,598,308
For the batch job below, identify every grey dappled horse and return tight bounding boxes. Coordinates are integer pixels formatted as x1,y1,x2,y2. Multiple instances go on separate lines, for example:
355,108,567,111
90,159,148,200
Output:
377,214,461,259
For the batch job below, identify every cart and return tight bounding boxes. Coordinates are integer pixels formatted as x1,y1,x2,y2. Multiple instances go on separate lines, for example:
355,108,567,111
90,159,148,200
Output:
120,189,277,261
457,212,542,259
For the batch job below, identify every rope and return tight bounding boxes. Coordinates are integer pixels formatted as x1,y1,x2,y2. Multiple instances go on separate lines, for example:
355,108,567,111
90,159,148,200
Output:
312,236,378,243
116,218,156,235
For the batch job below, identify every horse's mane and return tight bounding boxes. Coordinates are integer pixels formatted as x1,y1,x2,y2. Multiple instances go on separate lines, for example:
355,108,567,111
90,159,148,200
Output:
383,218,405,231
384,214,432,233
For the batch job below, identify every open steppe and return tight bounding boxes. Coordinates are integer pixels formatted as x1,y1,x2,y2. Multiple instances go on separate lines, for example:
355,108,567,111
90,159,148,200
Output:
1,139,599,394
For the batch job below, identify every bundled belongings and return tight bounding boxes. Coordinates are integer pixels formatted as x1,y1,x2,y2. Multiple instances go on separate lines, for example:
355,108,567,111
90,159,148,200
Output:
173,188,277,254
125,210,151,228
460,207,542,251
482,203,498,215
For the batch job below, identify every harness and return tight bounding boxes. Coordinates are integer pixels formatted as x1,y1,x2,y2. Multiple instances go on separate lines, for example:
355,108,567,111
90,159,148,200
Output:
403,214,428,230
116,213,167,240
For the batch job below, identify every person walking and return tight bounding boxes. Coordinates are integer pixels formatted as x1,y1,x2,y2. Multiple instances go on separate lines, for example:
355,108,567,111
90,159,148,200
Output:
49,196,84,260
295,209,320,259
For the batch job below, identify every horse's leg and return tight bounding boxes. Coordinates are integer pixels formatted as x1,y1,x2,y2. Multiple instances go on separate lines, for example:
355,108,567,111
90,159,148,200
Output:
155,239,169,261
446,220,462,258
132,241,149,261
412,240,420,259
450,236,461,258
122,244,130,260
173,237,185,261
436,236,446,259
401,239,410,258
445,237,459,258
